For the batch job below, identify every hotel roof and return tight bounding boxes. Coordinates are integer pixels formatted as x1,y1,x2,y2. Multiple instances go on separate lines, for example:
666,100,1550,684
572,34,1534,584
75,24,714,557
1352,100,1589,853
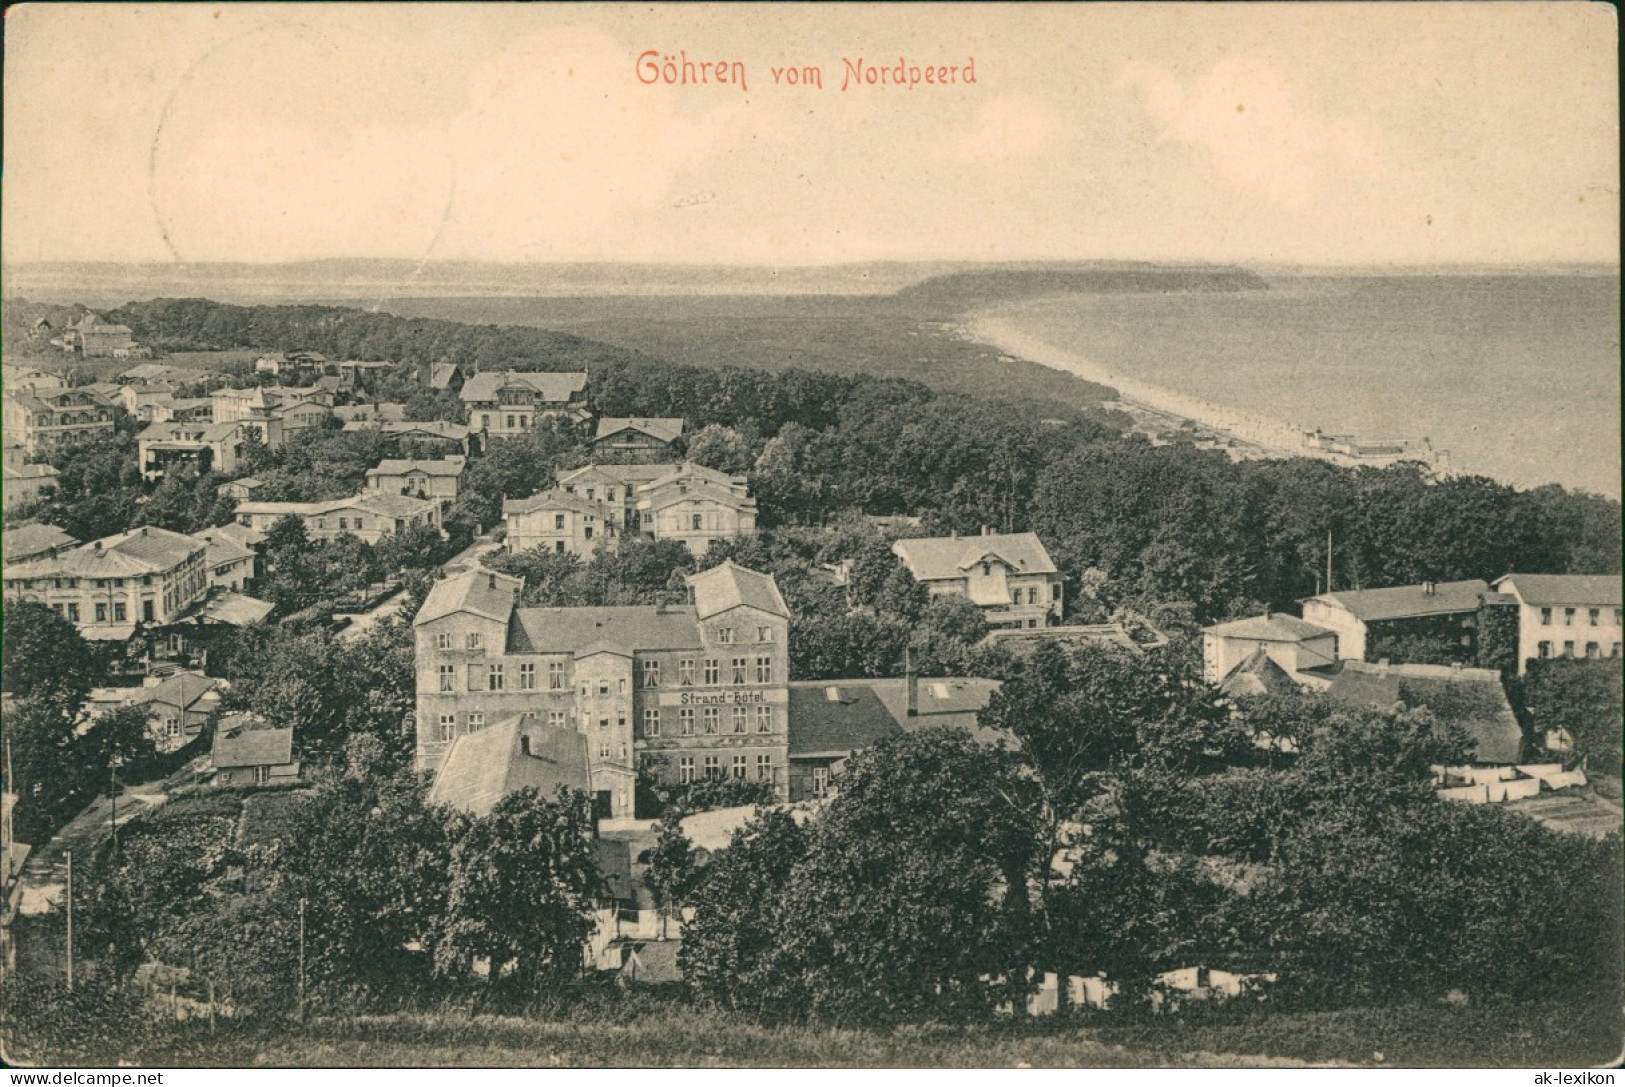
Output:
688,561,789,620
427,717,592,817
507,605,703,653
414,568,523,626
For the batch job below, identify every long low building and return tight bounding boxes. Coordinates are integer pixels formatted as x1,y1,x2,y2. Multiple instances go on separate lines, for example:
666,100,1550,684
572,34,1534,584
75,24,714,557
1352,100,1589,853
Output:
786,675,1004,802
234,491,441,544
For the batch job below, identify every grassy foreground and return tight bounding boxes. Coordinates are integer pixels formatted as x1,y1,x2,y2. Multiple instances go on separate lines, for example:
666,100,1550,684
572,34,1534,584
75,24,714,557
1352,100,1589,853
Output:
15,999,1619,1069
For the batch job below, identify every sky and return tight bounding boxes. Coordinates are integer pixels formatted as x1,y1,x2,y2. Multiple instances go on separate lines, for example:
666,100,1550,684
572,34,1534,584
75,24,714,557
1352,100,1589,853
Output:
3,2,1618,267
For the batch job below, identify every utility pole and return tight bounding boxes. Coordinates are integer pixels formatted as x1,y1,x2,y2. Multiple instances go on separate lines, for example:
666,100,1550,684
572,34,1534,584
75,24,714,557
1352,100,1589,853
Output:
109,756,119,860
298,896,307,1021
65,850,74,992
1319,526,1332,594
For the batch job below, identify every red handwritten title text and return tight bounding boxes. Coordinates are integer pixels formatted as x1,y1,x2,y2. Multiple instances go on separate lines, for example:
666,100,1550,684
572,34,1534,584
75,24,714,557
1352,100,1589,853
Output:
637,51,978,92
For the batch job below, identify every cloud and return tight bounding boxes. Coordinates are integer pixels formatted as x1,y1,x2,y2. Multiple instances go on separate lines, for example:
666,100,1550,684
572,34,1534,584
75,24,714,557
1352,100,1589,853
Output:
931,96,1059,169
439,28,795,259
1125,58,1391,215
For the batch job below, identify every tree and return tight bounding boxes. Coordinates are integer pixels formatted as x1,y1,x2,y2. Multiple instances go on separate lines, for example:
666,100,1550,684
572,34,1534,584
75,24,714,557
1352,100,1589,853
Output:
684,424,755,474
5,696,103,843
1,599,99,707
644,807,696,938
681,807,808,1017
434,788,603,990
769,730,1041,1026
1518,658,1624,771
84,704,160,777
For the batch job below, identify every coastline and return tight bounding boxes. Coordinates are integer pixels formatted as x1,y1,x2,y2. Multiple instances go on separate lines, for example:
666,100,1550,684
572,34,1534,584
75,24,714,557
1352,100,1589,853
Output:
963,312,1437,470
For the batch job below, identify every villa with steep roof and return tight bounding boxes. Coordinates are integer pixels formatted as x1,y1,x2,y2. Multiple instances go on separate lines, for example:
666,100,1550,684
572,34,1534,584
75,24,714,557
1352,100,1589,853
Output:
503,487,624,557
412,561,790,817
460,370,590,438
591,417,686,463
892,530,1063,629
505,461,758,557
365,456,467,508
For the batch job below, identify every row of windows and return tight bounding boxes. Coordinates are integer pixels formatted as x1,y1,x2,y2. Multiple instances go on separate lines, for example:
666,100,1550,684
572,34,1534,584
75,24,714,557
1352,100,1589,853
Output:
1539,607,1623,627
45,599,151,623
433,655,777,690
647,705,774,737
678,754,774,783
434,706,778,741
1009,585,1062,605
15,572,165,591
1536,641,1621,660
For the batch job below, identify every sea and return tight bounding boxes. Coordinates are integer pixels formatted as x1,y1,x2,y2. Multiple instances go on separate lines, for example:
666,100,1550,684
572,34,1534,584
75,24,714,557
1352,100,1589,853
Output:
975,275,1621,498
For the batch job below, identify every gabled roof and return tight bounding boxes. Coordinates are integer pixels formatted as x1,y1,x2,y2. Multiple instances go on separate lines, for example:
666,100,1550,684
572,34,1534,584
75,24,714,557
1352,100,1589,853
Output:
415,568,522,626
196,592,275,626
427,718,591,817
1304,579,1491,622
428,363,461,390
557,463,678,490
1324,661,1523,765
197,530,255,565
787,683,905,757
1217,648,1302,699
1492,574,1623,608
503,486,617,519
645,462,739,489
594,417,685,444
343,419,469,441
688,562,788,620
638,477,756,513
893,532,1058,582
138,420,243,444
2,523,78,564
2,463,61,483
619,940,683,984
1203,613,1335,643
5,526,203,580
201,520,264,548
366,457,467,480
131,671,221,712
122,364,193,383
343,491,439,518
507,605,702,653
212,722,295,769
460,370,589,404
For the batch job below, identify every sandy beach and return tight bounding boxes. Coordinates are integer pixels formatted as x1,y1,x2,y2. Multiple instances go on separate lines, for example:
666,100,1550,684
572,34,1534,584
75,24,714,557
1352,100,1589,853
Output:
964,312,1437,469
